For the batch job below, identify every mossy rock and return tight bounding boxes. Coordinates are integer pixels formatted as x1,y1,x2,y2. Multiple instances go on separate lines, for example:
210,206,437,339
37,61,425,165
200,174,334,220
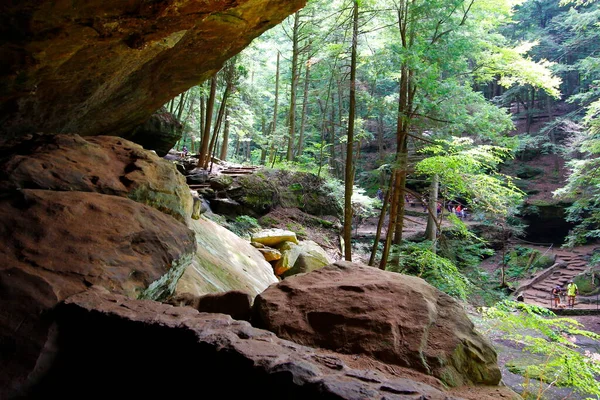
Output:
573,269,599,295
208,175,234,190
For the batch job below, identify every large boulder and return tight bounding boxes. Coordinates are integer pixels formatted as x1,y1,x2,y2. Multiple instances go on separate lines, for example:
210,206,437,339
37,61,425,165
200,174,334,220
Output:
280,240,332,278
175,216,278,298
124,108,183,156
0,189,196,397
0,134,193,222
0,0,306,142
252,261,502,388
251,228,299,247
17,286,465,400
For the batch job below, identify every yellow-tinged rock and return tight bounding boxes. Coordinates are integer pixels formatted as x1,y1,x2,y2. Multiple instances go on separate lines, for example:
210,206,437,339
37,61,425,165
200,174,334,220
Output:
251,229,299,247
257,247,282,262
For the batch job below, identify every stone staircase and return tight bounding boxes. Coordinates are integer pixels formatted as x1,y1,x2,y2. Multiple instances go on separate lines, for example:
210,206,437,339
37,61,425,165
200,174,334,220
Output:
516,248,592,309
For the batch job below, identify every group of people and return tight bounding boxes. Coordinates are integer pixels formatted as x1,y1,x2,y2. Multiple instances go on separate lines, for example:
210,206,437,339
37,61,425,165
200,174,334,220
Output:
552,280,579,308
374,189,468,219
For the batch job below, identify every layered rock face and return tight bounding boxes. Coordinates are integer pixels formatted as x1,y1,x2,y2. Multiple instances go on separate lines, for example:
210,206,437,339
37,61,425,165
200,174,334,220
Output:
175,216,278,297
0,189,196,397
253,261,502,388
0,0,305,142
20,286,461,400
0,134,193,221
0,135,198,397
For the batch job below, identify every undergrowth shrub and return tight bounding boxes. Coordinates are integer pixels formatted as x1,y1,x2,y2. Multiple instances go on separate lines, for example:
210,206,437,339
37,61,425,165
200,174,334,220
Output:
228,215,261,239
387,241,473,300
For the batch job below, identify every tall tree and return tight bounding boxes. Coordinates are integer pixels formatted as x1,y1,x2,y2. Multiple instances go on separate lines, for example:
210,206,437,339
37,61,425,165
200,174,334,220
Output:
343,0,359,261
287,12,301,161
197,74,217,168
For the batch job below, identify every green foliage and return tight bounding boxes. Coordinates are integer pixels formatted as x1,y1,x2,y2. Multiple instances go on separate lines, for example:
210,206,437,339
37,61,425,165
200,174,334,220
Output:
499,246,555,280
227,215,261,239
386,241,473,300
480,301,600,398
439,215,495,269
416,137,525,217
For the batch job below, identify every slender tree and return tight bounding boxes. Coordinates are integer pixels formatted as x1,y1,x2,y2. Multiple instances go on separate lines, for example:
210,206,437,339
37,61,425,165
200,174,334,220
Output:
287,12,301,161
343,0,359,261
197,74,217,168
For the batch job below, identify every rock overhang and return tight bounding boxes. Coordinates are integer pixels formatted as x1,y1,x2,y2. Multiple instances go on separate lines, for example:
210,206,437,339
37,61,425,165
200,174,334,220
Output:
0,0,306,143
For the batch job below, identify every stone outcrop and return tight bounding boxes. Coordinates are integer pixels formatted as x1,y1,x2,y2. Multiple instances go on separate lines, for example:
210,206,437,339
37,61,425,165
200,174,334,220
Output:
0,0,306,144
279,240,332,278
203,170,343,219
175,216,278,298
0,190,196,397
251,228,299,247
0,134,192,222
252,261,502,388
15,286,465,399
125,108,183,156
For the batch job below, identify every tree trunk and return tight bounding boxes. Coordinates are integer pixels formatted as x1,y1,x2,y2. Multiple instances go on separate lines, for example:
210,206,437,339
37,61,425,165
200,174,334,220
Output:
297,58,311,158
286,12,300,161
220,109,230,160
199,84,205,142
380,169,402,270
343,0,359,261
269,52,280,166
369,174,393,266
205,83,231,168
424,173,439,246
260,117,268,165
197,74,217,168
234,133,240,158
176,91,187,121
329,106,336,177
526,87,535,134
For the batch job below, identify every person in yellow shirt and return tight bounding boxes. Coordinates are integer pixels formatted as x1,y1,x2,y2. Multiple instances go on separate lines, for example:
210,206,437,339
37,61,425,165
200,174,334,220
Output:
566,280,578,308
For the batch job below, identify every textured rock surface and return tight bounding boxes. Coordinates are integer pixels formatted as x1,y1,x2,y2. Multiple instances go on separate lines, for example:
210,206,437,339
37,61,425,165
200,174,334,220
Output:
205,169,343,219
0,134,193,222
166,290,253,321
253,261,502,388
0,189,196,397
125,108,183,156
0,0,306,142
279,240,332,278
175,216,278,298
16,286,464,400
252,228,299,247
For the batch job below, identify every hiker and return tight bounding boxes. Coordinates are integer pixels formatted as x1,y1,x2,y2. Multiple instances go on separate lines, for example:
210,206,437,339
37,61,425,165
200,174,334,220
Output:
377,188,384,201
566,280,579,308
182,145,189,157
455,204,463,218
551,285,563,308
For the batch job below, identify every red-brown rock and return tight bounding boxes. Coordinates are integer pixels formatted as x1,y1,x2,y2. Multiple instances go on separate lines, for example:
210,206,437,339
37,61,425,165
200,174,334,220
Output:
0,0,305,141
252,261,502,388
0,134,192,222
0,189,196,396
166,290,253,321
14,286,464,399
